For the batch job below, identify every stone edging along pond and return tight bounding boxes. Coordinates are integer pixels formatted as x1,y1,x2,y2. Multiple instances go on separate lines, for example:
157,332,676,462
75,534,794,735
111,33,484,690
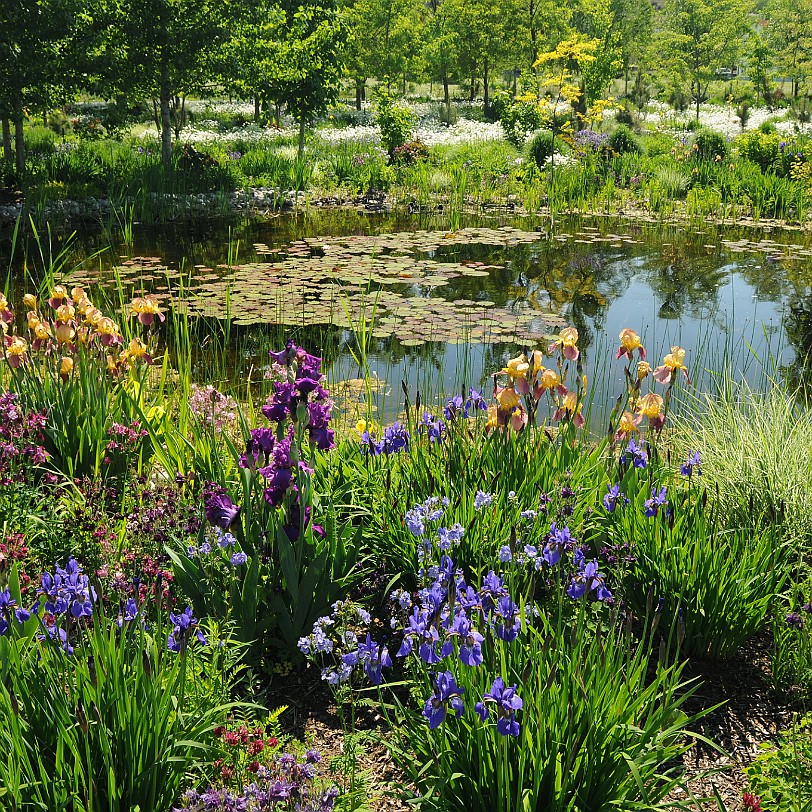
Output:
2,186,811,235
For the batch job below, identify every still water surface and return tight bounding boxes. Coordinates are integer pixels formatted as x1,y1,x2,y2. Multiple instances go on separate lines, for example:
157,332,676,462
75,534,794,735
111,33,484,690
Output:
5,211,810,421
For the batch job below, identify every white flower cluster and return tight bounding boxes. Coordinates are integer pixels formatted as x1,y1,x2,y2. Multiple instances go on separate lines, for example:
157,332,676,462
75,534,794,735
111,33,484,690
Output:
316,118,503,147
636,100,807,139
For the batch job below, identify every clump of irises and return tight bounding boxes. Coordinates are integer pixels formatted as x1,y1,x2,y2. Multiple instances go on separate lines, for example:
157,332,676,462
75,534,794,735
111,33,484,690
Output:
300,493,614,740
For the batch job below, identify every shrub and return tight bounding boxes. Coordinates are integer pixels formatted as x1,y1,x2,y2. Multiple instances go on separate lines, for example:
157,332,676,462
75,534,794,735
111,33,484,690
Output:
526,130,556,168
596,458,788,659
771,580,812,698
0,560,234,811
737,129,781,171
615,106,635,126
668,86,690,113
46,109,73,137
391,139,430,165
301,503,707,812
375,86,414,156
693,128,728,161
607,124,641,155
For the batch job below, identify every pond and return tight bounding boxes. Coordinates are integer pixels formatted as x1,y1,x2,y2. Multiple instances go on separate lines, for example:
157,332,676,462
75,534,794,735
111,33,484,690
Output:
5,210,811,424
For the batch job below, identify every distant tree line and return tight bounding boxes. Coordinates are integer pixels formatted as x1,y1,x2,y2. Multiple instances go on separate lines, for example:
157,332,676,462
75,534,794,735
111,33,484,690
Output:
2,0,812,168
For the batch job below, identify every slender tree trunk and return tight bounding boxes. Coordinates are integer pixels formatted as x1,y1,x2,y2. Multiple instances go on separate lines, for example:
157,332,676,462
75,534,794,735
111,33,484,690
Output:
355,80,363,111
274,103,281,128
443,73,450,121
624,65,629,97
14,113,25,176
529,0,538,66
695,94,700,122
254,96,260,123
483,58,490,116
297,117,305,159
469,71,476,102
2,119,11,163
160,57,172,167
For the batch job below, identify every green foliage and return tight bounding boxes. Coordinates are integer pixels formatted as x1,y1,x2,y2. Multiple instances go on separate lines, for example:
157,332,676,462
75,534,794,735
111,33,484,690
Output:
675,382,812,547
526,130,556,169
694,128,728,161
607,124,641,155
738,130,783,172
596,471,788,659
771,579,812,698
374,86,415,156
745,714,812,812
657,0,750,118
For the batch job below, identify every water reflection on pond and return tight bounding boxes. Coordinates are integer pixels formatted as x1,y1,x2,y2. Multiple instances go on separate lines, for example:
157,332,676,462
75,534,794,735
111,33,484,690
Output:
4,211,811,421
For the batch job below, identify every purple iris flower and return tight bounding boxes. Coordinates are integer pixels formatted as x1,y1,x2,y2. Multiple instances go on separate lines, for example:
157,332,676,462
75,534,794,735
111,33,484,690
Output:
680,451,702,478
603,483,628,512
204,491,241,530
475,677,523,736
448,612,485,666
444,395,464,420
567,559,612,602
622,438,648,469
167,606,208,651
423,670,465,729
494,595,521,642
345,633,393,685
644,486,668,517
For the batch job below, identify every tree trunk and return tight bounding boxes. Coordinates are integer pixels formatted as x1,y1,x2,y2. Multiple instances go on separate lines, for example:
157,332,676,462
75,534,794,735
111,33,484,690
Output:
2,119,11,163
483,58,490,116
160,57,172,167
695,94,700,122
297,117,305,159
254,96,260,123
529,0,538,65
355,80,363,111
443,73,450,121
469,71,476,102
14,114,25,176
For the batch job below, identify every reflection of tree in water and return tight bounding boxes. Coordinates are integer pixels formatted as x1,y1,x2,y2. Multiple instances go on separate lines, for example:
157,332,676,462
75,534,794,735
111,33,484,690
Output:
782,289,812,391
645,244,729,320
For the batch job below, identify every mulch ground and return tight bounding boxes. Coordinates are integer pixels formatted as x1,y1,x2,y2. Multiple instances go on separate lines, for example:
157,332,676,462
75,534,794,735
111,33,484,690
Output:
272,632,797,810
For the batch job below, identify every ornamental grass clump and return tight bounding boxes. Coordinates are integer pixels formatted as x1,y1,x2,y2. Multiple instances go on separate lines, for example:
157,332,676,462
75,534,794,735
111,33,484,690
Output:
675,380,812,547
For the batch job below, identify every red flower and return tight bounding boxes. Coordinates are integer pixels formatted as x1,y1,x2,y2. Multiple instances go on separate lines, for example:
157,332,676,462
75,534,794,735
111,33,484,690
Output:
743,793,763,812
